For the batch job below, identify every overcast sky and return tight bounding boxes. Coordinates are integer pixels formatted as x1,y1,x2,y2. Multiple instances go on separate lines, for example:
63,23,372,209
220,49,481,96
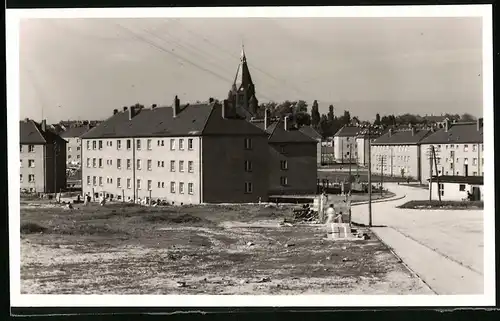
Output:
19,17,483,123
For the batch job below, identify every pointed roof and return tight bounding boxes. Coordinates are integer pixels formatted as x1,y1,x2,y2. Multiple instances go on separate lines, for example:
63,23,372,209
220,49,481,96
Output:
20,119,67,145
233,45,254,90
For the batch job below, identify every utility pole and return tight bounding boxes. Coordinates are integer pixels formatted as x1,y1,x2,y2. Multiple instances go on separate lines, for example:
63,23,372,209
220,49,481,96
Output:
379,155,386,197
390,147,394,177
429,145,434,201
53,141,59,201
348,143,352,182
367,126,372,227
432,145,442,202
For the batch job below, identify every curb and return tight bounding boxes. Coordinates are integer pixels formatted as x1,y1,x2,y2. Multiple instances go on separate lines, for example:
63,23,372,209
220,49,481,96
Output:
351,194,406,206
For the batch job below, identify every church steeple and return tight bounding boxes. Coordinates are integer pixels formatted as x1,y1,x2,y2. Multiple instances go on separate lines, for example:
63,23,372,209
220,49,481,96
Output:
228,44,257,119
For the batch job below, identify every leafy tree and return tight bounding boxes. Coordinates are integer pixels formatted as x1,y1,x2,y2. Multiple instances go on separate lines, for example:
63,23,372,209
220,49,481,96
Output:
327,105,335,123
460,113,476,121
295,112,312,127
274,100,294,118
319,114,330,138
294,100,308,114
311,100,321,129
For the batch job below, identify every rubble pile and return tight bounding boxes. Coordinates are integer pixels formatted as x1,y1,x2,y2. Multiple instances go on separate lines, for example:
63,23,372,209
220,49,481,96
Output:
292,207,319,222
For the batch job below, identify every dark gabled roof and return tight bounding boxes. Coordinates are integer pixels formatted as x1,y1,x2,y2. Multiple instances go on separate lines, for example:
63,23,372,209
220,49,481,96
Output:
20,119,67,145
428,175,483,185
81,102,267,139
334,126,363,137
267,120,317,144
420,122,483,144
372,129,432,145
298,125,322,140
60,126,91,138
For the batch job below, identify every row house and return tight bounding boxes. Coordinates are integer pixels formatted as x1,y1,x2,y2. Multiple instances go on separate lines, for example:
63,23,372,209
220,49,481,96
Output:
333,125,362,164
370,126,432,183
81,98,269,204
19,119,67,193
419,118,483,182
60,125,91,166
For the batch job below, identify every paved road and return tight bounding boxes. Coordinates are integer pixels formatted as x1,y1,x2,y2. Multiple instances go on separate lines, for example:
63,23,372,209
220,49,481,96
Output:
351,183,484,294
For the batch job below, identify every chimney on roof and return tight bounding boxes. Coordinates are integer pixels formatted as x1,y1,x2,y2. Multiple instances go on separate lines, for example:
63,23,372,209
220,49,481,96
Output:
173,95,180,118
113,109,118,115
444,118,450,132
41,119,47,132
152,104,157,109
477,117,483,131
129,106,136,120
284,116,289,131
24,118,29,122
209,97,214,103
388,128,393,137
222,99,229,119
264,108,269,130
123,106,128,112
411,126,416,136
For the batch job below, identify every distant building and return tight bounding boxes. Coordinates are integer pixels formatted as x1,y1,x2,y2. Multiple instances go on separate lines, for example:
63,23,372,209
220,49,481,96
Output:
333,125,362,163
428,175,483,201
60,125,91,166
81,99,269,204
20,119,67,193
419,118,483,181
298,125,322,166
370,126,432,183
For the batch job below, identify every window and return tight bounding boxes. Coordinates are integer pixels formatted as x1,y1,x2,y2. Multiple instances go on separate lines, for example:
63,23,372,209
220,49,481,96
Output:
93,176,97,186
464,144,468,152
179,160,184,172
244,182,253,193
244,160,252,172
188,183,194,194
437,158,441,165
188,139,193,150
147,180,152,191
136,139,141,150
481,144,484,151
188,161,194,173
157,140,160,146
280,160,288,170
170,160,176,172
179,182,185,194
87,176,91,185
482,158,484,165
28,174,35,183
92,158,97,168
98,140,103,150
20,174,23,182
147,159,152,171
280,145,286,153
147,139,152,150
158,182,161,188
28,145,34,152
161,182,165,188
280,176,288,186
137,159,142,170
137,179,142,190
170,139,175,150
459,184,466,191
473,172,478,176
117,159,122,169
126,139,131,150
117,178,121,188
161,161,165,167
28,160,35,167
438,183,444,196
68,147,72,152
161,140,164,147
86,141,91,150
179,139,184,150
456,158,459,163
127,178,131,189
473,158,477,165
473,144,477,152
244,138,252,150
117,140,122,150
99,177,103,186
77,146,81,151
99,158,103,168
93,141,97,150
170,182,176,193
109,141,112,147
464,158,468,164
127,159,131,170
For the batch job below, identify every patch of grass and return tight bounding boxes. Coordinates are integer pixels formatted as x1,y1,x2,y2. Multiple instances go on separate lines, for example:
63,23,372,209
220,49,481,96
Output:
52,223,130,236
21,222,48,234
398,200,484,210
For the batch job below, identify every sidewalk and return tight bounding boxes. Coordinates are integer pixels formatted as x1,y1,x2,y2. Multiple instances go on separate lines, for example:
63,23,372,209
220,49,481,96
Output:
373,227,483,294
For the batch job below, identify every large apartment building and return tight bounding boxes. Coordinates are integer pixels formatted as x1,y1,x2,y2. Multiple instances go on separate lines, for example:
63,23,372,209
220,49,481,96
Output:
20,119,67,193
333,125,362,164
252,113,318,195
419,118,483,182
60,125,91,166
370,126,432,183
298,125,322,166
81,98,269,204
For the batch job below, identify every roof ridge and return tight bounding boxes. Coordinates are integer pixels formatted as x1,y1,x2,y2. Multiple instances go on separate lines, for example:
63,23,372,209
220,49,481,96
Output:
200,102,217,134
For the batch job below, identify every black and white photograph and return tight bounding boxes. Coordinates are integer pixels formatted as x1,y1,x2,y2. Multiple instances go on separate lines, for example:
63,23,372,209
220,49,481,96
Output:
7,5,494,308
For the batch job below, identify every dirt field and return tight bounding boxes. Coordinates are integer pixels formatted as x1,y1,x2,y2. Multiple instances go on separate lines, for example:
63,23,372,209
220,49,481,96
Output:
20,200,431,295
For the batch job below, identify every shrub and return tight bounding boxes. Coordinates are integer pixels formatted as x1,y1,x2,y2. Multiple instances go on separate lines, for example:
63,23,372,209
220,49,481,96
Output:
21,222,48,234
